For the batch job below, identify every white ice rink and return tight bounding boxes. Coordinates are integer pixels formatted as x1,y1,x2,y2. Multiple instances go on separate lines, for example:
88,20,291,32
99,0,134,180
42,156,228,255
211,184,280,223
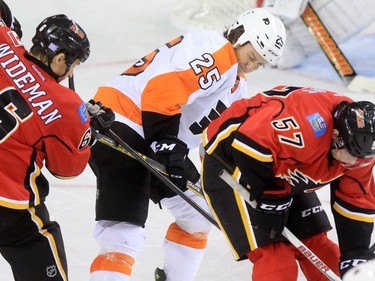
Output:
1,0,375,280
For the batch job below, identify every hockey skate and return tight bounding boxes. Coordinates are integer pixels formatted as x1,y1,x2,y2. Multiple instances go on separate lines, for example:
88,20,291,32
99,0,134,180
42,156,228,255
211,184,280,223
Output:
154,267,166,281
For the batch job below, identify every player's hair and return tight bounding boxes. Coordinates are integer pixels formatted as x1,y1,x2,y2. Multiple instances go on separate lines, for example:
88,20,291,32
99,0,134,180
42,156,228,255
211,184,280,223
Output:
223,25,244,45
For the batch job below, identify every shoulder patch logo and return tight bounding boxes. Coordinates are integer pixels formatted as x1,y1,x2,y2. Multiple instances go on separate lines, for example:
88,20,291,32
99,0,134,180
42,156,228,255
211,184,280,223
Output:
306,113,327,137
77,101,89,124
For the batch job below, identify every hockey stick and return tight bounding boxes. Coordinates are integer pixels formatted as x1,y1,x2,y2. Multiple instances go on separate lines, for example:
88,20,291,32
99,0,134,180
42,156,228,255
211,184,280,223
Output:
106,129,220,229
68,76,75,90
71,77,217,227
68,76,189,194
219,169,341,281
301,2,375,93
95,132,205,198
370,242,375,253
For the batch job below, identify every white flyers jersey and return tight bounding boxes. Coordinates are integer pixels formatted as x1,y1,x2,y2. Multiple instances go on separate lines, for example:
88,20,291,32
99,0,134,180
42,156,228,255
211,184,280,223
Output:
94,30,248,149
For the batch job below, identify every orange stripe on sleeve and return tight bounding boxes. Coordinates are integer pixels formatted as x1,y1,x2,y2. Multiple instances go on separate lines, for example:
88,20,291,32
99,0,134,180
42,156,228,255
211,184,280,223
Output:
94,86,142,125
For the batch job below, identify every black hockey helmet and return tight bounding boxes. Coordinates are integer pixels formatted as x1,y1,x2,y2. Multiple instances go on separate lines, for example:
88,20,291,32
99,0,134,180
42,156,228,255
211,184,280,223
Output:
32,14,90,68
333,101,375,158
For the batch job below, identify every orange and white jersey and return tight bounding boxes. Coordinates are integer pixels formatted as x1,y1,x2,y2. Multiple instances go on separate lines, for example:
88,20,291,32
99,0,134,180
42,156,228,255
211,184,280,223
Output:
94,30,247,149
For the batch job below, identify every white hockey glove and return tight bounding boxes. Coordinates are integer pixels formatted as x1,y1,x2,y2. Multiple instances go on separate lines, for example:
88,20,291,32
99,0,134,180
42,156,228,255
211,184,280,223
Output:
86,99,115,135
259,0,309,23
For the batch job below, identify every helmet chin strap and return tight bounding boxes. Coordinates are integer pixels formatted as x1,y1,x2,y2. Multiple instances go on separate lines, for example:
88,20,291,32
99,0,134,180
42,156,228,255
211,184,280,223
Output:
68,75,75,91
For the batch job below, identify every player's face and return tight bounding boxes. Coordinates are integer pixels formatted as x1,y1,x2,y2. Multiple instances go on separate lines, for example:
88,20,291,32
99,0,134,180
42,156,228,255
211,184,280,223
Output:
331,129,375,169
58,59,81,82
235,43,267,74
331,148,358,168
50,53,81,83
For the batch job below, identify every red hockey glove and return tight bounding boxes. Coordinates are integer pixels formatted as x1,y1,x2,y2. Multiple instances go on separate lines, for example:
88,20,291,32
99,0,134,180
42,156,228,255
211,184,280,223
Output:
251,195,293,239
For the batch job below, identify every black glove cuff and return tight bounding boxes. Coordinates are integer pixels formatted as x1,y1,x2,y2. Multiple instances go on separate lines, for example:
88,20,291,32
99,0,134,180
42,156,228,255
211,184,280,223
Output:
340,250,375,277
256,196,293,215
155,136,188,156
86,100,115,133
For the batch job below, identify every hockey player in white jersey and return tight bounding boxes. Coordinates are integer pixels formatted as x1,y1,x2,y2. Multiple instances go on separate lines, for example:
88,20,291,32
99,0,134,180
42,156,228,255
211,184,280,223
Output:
88,8,285,281
258,0,375,69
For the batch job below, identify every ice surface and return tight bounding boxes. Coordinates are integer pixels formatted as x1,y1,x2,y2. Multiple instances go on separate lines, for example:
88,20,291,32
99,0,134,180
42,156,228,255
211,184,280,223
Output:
1,1,374,280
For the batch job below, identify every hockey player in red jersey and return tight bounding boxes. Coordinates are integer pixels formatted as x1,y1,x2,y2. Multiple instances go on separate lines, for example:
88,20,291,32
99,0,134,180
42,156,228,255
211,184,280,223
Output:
88,8,286,281
201,85,375,280
0,1,113,281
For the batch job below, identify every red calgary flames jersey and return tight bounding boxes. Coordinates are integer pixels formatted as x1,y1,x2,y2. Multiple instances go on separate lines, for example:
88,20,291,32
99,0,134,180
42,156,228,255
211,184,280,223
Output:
203,86,375,212
0,26,91,209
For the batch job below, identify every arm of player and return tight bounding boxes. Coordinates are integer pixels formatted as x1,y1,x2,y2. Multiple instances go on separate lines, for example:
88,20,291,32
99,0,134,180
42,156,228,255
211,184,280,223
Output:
43,102,92,179
231,131,292,238
330,171,375,278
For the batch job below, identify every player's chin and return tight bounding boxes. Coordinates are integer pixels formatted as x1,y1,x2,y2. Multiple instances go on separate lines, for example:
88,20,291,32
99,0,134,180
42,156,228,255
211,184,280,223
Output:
339,157,375,170
238,64,249,74
57,75,69,83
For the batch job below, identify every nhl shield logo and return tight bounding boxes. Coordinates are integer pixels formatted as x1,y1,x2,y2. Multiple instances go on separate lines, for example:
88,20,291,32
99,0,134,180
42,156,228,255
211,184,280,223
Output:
46,265,57,277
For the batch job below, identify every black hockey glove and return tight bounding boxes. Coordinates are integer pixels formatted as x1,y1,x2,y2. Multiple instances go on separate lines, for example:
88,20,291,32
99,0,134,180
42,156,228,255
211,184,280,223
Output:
155,136,189,191
86,99,115,135
251,195,293,239
12,16,22,38
339,249,375,278
0,1,22,38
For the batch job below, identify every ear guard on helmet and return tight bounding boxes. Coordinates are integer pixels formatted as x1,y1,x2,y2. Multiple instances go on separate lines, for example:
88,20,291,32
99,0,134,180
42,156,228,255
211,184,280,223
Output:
333,101,375,159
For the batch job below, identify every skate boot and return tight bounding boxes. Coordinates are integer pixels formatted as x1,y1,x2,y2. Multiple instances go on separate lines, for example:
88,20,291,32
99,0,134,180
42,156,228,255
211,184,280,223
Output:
154,267,166,281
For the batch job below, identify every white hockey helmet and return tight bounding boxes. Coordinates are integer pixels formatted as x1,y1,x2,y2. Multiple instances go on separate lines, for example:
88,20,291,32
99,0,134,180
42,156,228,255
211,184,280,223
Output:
228,8,286,64
343,260,375,281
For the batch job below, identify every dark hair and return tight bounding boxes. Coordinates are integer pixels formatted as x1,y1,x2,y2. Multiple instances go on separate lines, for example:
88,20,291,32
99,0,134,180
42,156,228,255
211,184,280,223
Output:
224,25,245,45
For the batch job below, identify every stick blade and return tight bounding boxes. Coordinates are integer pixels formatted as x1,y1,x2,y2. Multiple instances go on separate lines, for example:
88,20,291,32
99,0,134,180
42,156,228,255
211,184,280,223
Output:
347,75,375,93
